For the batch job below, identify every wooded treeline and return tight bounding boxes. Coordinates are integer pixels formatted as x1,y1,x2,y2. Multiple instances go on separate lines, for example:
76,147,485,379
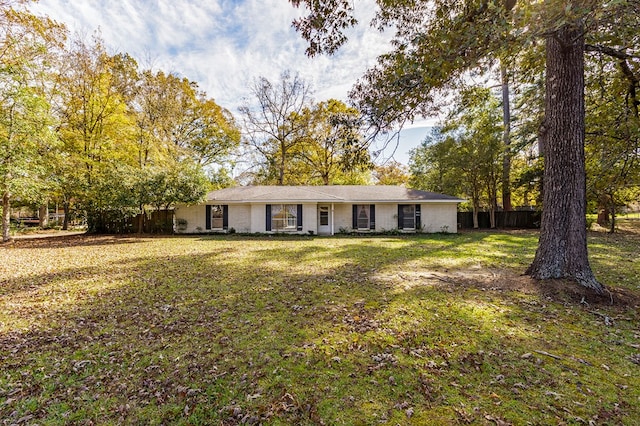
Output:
0,2,375,241
0,2,243,241
2,0,639,257
388,1,638,233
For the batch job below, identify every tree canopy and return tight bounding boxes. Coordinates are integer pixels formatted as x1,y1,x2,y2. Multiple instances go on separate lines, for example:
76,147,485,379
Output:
0,2,242,238
289,0,640,293
239,73,371,185
1,3,65,241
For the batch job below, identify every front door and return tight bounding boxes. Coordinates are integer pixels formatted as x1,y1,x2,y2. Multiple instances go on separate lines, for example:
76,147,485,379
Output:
318,205,331,235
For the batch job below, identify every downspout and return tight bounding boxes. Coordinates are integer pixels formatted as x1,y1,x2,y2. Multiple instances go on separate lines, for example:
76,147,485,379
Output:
331,203,334,236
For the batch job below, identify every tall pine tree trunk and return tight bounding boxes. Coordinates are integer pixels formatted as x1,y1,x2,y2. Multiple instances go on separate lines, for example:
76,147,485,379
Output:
501,64,513,213
526,22,606,295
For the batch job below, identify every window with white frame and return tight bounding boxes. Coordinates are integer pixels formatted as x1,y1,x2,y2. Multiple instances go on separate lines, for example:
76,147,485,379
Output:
319,206,329,226
271,204,298,231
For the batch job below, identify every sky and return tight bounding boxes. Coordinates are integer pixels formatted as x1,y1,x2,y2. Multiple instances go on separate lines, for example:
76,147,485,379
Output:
27,0,437,164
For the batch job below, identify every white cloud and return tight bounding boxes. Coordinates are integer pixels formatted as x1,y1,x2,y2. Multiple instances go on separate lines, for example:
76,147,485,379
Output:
29,0,390,109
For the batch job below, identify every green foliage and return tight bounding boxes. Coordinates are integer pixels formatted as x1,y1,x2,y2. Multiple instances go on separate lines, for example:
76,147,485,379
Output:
291,98,372,185
240,74,371,186
208,166,235,190
584,38,640,228
46,34,238,231
0,14,239,236
135,70,240,168
0,4,65,241
408,128,459,194
409,86,503,220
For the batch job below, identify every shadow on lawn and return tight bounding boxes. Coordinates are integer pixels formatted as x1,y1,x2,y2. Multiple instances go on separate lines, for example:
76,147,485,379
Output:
3,233,152,250
1,234,638,424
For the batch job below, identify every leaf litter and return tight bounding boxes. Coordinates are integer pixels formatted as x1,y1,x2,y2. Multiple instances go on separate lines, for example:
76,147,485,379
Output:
0,232,638,424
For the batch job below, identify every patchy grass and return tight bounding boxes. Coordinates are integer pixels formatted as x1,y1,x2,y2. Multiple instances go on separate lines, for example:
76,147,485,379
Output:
1,229,639,425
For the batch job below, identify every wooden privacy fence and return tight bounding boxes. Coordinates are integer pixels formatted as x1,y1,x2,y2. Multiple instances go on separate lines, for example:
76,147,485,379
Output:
457,211,541,229
89,209,174,234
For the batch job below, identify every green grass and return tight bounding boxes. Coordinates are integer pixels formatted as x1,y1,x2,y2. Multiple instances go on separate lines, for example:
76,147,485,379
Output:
1,227,639,425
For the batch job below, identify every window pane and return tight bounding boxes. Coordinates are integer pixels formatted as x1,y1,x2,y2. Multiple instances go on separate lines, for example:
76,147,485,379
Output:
272,205,285,230
402,205,415,229
320,207,329,226
211,205,224,229
272,204,296,231
286,205,297,228
357,205,369,229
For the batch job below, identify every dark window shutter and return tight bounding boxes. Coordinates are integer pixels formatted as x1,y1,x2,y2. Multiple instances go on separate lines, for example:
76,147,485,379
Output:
370,204,376,230
398,205,404,229
296,204,303,231
205,205,212,230
415,204,421,229
352,205,358,229
266,204,272,231
222,205,229,230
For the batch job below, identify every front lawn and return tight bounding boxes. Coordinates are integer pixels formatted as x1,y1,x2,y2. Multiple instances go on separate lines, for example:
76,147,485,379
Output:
1,229,638,424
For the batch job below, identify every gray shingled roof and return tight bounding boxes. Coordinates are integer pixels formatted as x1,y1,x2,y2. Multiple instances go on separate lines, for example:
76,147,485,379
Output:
206,186,463,203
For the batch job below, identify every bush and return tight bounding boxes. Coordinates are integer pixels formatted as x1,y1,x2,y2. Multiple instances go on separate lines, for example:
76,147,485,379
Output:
176,218,188,231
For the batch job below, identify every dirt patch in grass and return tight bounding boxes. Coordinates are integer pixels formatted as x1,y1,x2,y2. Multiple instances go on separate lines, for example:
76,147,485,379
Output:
391,265,639,310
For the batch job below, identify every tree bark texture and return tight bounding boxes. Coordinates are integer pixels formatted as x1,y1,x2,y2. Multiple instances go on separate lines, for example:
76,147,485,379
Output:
472,204,479,229
62,201,70,230
526,23,606,294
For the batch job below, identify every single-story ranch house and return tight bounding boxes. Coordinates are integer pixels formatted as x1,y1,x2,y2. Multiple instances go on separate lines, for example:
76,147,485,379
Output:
174,185,464,235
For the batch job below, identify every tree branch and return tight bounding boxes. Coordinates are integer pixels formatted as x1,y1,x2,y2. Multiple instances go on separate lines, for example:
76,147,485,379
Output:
585,44,639,60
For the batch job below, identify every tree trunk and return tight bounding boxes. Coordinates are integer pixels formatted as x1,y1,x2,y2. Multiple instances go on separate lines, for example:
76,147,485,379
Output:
609,202,616,234
489,180,498,228
62,201,70,230
2,192,11,243
278,144,286,185
138,205,145,234
39,204,49,228
526,22,606,295
501,64,513,213
472,203,479,229
489,207,495,229
597,205,609,226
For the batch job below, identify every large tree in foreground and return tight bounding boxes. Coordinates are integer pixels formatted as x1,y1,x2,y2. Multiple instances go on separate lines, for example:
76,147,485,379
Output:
288,0,640,294
524,20,595,288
